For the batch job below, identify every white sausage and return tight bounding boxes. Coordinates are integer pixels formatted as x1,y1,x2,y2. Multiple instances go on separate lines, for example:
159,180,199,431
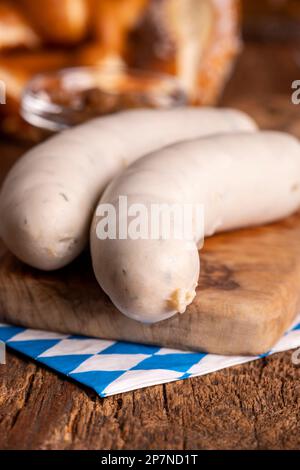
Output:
91,131,300,323
0,107,256,270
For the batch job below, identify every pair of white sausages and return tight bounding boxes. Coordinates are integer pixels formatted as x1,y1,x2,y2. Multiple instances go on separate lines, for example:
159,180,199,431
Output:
0,107,256,270
1,107,300,324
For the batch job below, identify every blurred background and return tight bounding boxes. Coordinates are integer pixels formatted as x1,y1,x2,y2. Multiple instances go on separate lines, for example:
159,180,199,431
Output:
0,0,299,142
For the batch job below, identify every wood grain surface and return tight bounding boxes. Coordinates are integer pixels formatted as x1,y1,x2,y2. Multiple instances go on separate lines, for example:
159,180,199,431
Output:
0,349,299,450
1,41,300,449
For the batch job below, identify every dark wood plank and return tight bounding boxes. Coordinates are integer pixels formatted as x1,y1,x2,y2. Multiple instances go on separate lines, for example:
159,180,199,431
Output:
0,350,299,450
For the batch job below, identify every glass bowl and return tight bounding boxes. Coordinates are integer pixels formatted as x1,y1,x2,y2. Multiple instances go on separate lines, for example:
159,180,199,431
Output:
21,65,187,131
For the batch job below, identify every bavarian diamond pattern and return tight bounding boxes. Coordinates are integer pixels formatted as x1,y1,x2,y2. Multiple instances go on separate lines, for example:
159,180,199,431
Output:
0,315,300,398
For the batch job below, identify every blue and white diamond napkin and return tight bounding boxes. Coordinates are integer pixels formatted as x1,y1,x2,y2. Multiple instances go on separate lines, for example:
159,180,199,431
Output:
1,316,300,397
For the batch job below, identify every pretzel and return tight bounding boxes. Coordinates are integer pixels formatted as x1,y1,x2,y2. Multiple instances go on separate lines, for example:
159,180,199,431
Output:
126,0,241,104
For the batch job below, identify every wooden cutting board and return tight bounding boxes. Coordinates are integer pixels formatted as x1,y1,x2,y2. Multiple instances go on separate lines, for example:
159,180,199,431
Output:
1,210,300,356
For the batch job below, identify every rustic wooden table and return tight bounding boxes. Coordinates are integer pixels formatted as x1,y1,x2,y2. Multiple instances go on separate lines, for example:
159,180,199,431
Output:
0,41,300,450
